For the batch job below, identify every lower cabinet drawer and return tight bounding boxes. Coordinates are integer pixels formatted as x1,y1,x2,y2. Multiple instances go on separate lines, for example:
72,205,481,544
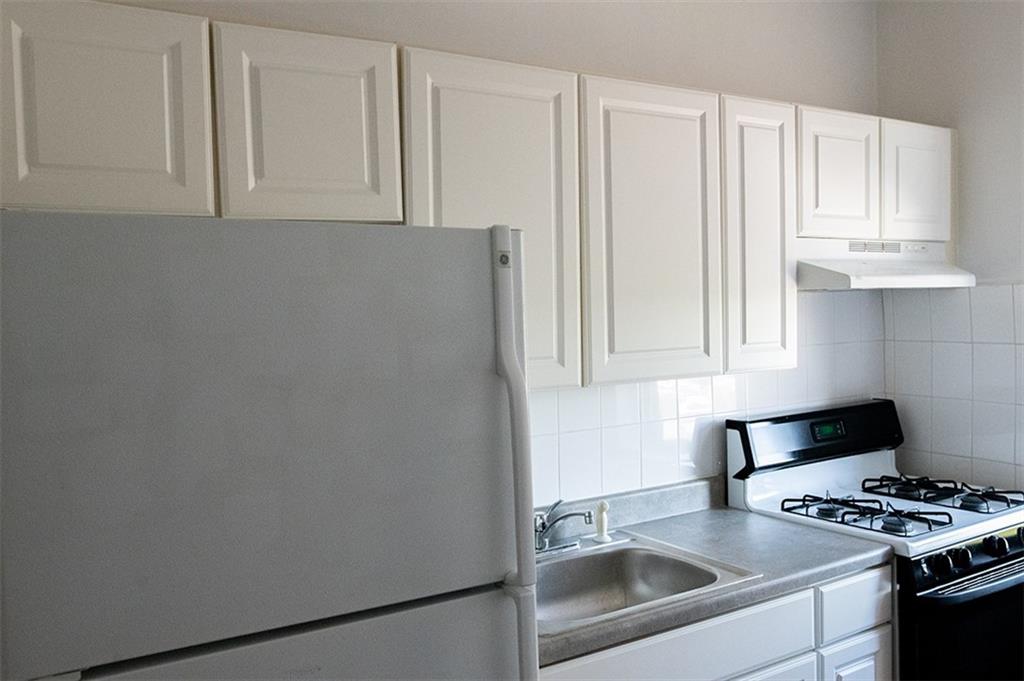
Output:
732,652,818,681
816,566,892,646
541,590,815,680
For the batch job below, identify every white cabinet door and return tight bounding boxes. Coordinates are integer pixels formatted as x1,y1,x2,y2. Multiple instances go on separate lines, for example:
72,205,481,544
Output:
581,76,722,383
798,107,879,239
541,590,814,680
404,48,581,389
733,652,818,681
0,1,213,214
881,119,952,241
213,23,401,221
722,96,797,372
819,626,892,681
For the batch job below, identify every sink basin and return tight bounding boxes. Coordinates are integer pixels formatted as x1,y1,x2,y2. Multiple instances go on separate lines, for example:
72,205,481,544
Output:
536,535,757,628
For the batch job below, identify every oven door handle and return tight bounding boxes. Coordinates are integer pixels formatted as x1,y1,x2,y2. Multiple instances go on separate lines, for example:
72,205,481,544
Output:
919,557,1024,605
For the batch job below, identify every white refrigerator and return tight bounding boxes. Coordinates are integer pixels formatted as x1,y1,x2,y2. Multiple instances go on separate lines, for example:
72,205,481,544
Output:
0,211,538,680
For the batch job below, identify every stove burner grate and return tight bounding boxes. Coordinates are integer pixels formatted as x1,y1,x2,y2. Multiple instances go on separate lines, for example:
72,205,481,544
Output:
781,493,884,523
861,474,959,501
856,502,954,536
922,482,1024,514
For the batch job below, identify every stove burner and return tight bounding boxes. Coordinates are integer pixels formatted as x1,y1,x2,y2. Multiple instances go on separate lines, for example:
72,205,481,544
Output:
958,493,990,512
881,514,914,534
816,503,844,519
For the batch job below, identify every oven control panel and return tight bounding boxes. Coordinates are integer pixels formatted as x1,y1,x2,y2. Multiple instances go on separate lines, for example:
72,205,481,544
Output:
913,523,1024,591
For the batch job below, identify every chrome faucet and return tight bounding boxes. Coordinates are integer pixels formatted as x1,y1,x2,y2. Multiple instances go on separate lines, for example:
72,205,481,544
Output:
534,499,594,553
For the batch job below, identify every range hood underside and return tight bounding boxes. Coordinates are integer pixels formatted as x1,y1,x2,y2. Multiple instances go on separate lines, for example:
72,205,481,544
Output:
797,259,977,290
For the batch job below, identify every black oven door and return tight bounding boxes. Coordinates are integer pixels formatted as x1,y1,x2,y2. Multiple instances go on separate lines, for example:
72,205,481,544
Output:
898,558,1024,681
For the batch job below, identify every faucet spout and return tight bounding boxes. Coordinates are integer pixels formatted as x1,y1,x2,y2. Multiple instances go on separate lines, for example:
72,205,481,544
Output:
534,501,594,552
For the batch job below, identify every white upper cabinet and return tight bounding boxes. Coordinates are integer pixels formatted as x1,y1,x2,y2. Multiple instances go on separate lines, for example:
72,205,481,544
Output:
0,1,213,214
581,76,722,384
722,96,797,372
213,23,401,221
404,48,581,389
798,107,880,239
881,119,952,241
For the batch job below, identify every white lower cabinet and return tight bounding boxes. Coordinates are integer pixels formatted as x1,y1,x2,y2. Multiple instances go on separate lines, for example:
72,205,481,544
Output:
541,567,893,681
733,652,818,681
818,626,892,681
541,591,814,680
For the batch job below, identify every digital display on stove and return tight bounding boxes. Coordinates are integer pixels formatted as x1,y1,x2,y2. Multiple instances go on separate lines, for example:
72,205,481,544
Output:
811,419,846,442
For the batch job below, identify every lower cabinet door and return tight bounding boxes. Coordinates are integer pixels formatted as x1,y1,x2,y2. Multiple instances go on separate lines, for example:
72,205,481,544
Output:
733,652,818,681
541,590,814,680
818,625,892,681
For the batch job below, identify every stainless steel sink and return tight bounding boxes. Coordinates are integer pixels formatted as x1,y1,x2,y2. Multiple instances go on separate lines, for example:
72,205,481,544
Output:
536,534,758,629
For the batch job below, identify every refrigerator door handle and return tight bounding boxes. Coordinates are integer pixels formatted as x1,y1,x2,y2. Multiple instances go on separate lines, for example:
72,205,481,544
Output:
491,224,536,589
504,583,540,681
492,225,539,680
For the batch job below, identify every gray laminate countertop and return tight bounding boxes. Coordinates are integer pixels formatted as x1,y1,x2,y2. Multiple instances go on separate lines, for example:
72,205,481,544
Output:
538,506,892,667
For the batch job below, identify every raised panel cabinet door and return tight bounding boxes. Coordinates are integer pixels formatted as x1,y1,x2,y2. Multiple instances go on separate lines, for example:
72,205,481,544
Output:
581,75,722,384
0,1,213,214
722,96,797,373
404,48,581,389
819,626,893,681
881,119,952,241
798,107,880,239
214,23,401,220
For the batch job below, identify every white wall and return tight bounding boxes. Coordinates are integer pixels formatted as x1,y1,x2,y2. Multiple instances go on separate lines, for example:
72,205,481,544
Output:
531,291,885,505
884,285,1024,490
108,0,879,114
877,2,1024,285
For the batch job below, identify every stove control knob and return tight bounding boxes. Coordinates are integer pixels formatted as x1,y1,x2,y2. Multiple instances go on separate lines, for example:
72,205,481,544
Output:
950,547,973,569
928,552,954,578
984,535,1010,557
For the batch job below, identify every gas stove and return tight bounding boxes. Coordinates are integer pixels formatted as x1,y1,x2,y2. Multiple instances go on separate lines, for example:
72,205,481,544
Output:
725,399,1024,558
727,400,1024,681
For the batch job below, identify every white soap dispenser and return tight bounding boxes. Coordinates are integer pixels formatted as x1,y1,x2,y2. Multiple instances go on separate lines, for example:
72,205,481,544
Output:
593,499,613,543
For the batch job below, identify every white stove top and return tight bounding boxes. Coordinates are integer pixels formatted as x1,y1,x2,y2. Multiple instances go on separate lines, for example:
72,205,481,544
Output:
729,448,1024,558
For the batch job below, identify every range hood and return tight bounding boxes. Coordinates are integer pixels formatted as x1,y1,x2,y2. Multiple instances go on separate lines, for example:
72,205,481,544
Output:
797,238,976,290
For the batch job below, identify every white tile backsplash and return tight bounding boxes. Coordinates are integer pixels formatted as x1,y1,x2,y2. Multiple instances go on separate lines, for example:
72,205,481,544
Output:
887,284,1022,490
712,374,747,413
557,387,601,432
972,401,1016,463
531,290,887,503
970,285,1015,343
600,383,641,427
894,341,932,395
558,430,602,499
930,288,972,342
932,342,972,399
677,376,714,417
931,398,972,456
893,289,932,341
972,343,1016,403
528,391,558,436
641,419,680,487
640,380,678,422
601,424,642,494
